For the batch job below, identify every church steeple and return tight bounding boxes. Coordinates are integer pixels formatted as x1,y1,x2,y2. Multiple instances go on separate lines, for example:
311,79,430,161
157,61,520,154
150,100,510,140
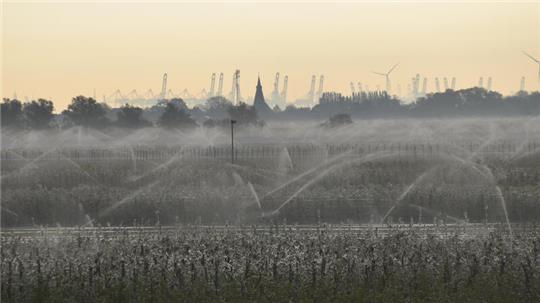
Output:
253,76,273,116
255,77,264,99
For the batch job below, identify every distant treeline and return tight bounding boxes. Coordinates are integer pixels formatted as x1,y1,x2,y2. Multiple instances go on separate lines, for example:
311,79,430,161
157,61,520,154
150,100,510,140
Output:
1,96,262,131
311,88,540,119
2,88,539,130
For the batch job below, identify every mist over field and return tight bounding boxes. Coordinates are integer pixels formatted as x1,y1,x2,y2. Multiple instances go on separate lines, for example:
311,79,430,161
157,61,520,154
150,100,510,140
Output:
3,115,540,302
2,117,540,148
2,115,540,227
3,1,540,302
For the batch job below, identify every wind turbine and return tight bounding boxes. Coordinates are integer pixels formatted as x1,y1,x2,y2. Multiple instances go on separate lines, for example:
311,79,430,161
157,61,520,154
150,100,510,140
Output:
523,51,540,84
372,63,399,93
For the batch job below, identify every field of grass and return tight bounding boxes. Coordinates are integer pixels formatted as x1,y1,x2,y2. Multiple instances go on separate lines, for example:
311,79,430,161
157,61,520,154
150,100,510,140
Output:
1,224,538,303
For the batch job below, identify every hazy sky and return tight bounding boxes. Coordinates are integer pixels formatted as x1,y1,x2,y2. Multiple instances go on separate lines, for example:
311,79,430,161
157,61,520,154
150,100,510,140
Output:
2,1,540,110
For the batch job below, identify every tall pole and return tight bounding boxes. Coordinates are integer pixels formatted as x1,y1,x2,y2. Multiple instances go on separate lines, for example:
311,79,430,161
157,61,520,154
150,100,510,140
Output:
231,120,236,164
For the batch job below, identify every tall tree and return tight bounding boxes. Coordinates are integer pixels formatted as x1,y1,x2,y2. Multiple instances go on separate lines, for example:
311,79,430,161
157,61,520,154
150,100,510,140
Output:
158,102,197,129
228,102,258,125
23,99,54,129
152,98,188,111
116,104,151,128
1,98,24,128
205,96,232,118
62,96,109,128
323,113,353,128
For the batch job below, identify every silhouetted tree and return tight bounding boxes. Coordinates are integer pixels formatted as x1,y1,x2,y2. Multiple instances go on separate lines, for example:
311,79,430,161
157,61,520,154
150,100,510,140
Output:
152,98,188,111
413,88,512,116
228,102,259,126
23,99,54,129
189,106,205,121
169,98,189,111
459,88,503,114
504,91,540,115
312,92,403,118
321,113,353,128
101,102,116,121
116,104,152,128
205,96,233,119
1,98,24,128
206,96,232,110
62,96,109,128
275,104,312,120
158,102,197,129
414,90,461,116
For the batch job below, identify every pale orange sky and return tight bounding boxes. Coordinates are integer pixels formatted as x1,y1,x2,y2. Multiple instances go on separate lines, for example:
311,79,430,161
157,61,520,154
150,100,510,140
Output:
2,1,540,110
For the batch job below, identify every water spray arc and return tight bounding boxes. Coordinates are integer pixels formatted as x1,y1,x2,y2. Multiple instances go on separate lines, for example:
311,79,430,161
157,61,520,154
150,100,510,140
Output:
266,151,399,216
381,167,438,224
261,150,357,201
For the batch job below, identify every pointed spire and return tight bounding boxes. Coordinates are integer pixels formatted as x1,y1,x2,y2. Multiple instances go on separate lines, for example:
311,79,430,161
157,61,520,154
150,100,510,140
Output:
253,76,273,116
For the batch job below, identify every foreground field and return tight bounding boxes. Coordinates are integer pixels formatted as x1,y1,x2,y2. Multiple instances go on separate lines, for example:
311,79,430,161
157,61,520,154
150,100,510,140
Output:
1,224,538,302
